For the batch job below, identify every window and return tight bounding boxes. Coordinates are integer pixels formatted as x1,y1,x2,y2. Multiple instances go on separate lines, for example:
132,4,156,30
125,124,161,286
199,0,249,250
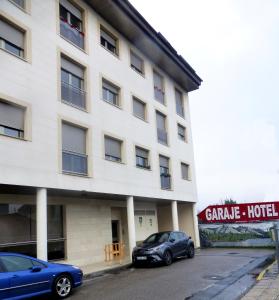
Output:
0,101,25,139
0,204,65,261
1,256,33,272
130,51,144,74
10,0,25,9
133,97,146,120
61,56,85,109
156,111,168,145
175,89,184,117
181,163,190,180
102,79,120,107
0,19,24,58
177,124,186,142
153,71,164,104
135,146,150,169
62,122,87,175
159,155,171,189
100,27,118,55
59,0,84,49
105,136,122,162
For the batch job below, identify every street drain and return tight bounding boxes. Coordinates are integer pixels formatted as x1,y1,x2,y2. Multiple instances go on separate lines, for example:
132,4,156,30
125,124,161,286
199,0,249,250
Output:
203,275,224,280
227,252,239,255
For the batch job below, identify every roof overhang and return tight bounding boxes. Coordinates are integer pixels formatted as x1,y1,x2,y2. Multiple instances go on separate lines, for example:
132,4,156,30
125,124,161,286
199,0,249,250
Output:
84,0,202,92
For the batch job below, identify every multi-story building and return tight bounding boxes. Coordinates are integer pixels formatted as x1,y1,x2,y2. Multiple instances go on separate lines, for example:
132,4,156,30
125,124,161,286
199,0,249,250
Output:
0,0,202,266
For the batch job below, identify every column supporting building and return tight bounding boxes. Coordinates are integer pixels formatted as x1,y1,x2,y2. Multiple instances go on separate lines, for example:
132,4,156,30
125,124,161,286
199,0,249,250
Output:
192,203,200,247
127,195,136,259
36,188,48,261
171,200,179,231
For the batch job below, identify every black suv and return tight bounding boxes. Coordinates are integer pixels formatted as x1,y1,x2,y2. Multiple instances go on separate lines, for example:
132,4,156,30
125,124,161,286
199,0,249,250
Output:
132,231,195,266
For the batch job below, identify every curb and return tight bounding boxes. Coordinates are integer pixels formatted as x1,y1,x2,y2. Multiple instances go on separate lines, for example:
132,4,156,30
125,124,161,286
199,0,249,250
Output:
256,259,277,281
83,262,132,281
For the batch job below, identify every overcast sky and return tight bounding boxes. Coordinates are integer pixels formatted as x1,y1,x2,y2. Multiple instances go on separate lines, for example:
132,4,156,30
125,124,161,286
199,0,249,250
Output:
129,0,279,209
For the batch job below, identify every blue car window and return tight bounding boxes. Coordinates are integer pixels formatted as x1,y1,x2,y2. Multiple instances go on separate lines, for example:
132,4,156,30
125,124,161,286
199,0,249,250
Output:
0,256,33,272
32,260,46,268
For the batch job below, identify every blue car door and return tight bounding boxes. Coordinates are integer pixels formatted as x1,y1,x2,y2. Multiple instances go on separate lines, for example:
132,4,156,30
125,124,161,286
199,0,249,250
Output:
169,232,181,256
0,265,11,300
1,255,51,298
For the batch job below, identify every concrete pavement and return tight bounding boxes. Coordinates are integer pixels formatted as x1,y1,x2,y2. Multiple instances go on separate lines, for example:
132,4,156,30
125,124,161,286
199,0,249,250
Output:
68,248,273,300
241,261,279,300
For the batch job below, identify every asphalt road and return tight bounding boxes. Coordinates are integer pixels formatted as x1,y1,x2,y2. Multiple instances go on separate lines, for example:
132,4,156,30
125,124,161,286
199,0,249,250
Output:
68,248,273,300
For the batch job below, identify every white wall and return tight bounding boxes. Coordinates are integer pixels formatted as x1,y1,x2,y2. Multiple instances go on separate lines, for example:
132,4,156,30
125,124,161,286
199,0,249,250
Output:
0,0,198,204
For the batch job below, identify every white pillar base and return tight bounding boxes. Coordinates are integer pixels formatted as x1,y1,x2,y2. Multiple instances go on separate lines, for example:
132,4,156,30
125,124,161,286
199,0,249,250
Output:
36,188,48,261
171,200,179,231
127,196,136,260
192,203,200,248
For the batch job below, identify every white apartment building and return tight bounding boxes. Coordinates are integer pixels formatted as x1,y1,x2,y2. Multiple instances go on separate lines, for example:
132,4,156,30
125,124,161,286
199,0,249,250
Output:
0,0,202,266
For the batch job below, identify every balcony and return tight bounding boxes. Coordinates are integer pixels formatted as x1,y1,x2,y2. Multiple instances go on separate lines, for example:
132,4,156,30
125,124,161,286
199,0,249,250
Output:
157,128,168,145
160,174,171,190
61,81,86,109
60,19,84,49
62,150,87,175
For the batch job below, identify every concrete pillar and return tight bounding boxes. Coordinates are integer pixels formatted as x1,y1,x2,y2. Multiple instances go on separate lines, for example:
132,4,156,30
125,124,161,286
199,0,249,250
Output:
171,200,179,231
127,196,136,259
36,188,48,261
192,203,200,247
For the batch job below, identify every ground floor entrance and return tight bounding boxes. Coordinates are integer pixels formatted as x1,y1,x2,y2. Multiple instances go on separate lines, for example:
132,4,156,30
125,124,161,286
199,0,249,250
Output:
0,186,200,267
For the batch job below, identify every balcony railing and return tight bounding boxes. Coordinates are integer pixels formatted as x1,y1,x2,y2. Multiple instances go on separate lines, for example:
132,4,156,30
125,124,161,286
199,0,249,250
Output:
60,19,84,49
157,128,168,145
160,174,171,190
61,81,86,109
62,150,87,175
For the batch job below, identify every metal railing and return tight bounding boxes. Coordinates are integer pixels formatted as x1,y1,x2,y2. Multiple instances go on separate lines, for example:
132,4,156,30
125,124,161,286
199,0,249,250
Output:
61,81,86,109
160,174,171,190
60,20,84,49
62,150,87,175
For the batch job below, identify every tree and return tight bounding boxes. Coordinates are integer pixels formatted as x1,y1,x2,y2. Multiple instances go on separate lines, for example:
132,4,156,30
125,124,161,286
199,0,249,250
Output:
220,198,237,205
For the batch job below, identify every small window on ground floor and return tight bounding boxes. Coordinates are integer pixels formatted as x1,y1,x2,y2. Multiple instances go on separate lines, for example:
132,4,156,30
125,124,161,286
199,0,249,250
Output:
0,204,65,261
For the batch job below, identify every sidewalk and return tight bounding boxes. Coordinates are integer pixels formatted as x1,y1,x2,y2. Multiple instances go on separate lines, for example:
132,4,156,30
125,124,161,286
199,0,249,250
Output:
242,261,279,300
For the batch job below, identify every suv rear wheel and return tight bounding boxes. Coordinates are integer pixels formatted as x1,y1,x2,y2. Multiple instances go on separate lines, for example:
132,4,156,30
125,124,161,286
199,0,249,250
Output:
163,250,172,266
187,245,195,258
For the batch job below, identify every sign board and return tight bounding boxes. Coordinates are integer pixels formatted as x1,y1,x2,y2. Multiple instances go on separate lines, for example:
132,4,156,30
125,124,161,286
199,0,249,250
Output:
198,202,279,223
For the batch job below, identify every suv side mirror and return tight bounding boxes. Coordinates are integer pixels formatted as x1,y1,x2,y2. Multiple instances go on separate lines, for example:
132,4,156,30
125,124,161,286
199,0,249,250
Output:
189,236,192,240
169,238,175,243
31,266,42,273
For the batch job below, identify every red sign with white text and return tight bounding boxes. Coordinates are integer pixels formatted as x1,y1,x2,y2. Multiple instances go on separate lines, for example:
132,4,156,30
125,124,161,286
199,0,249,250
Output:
198,202,279,223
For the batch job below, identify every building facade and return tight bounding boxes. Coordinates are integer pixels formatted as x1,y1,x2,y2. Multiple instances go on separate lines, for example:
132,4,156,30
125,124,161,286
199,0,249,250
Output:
0,0,202,266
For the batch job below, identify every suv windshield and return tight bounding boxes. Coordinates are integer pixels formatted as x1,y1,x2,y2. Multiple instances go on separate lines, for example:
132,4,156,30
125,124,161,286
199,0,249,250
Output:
144,232,170,244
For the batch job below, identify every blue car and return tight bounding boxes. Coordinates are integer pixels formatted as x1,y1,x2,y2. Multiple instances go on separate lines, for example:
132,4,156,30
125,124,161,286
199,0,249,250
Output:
0,252,83,299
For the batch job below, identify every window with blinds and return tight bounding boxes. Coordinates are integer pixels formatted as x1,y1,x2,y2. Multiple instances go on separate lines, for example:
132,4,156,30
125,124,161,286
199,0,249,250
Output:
0,19,25,58
100,27,118,55
159,155,171,189
10,0,25,9
62,122,87,175
153,71,164,104
177,124,186,142
181,163,190,180
156,111,168,145
135,146,149,169
130,51,144,74
133,97,146,120
59,0,84,49
0,100,25,139
61,56,85,109
102,79,120,107
105,136,122,162
175,89,184,117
